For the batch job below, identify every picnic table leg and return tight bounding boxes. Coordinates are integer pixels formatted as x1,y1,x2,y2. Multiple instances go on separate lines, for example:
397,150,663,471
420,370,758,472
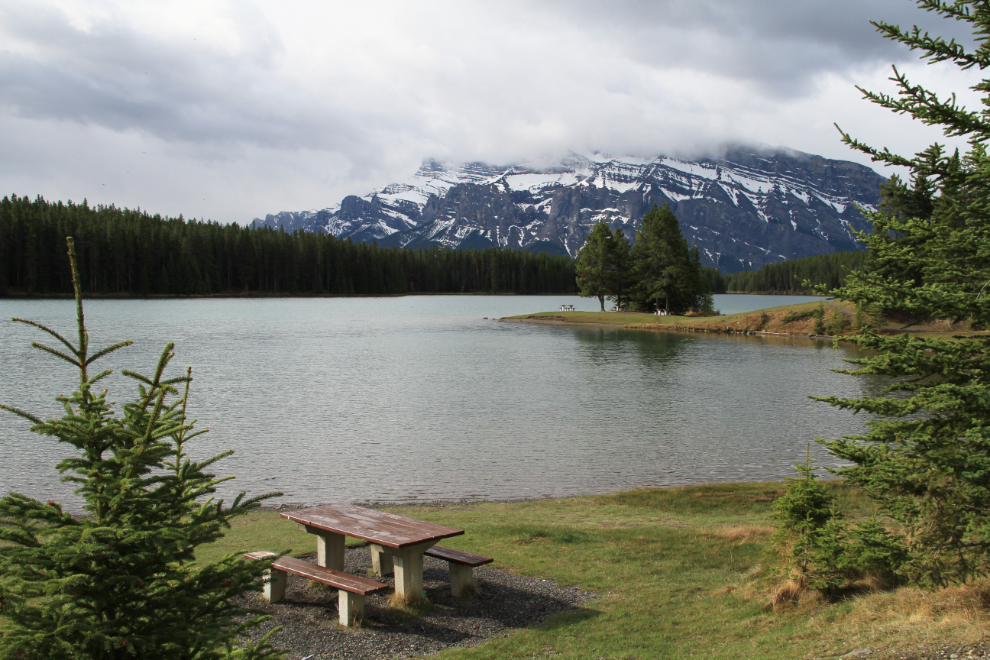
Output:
390,541,437,603
370,544,394,576
338,591,365,627
302,526,345,571
449,563,477,598
265,566,287,603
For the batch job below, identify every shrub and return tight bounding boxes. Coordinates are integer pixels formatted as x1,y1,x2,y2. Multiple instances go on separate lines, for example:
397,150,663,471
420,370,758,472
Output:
770,450,905,597
852,303,885,334
812,303,826,335
825,309,849,336
783,310,814,323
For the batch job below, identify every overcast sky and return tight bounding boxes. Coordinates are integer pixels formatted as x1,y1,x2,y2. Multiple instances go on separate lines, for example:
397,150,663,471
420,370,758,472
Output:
0,0,983,224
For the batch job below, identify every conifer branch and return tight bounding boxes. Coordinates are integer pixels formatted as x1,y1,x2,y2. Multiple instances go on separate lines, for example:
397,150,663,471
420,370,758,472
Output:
26,342,80,367
84,340,134,366
0,404,44,426
10,318,78,355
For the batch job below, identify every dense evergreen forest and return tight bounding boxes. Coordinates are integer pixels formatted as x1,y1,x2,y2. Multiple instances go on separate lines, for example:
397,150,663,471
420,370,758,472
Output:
0,195,578,296
709,251,867,294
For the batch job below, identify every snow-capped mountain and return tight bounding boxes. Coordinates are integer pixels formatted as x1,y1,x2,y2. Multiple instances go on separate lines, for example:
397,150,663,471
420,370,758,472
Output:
252,147,885,273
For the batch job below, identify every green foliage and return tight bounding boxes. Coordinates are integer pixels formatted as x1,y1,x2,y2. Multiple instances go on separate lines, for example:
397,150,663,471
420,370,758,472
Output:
0,238,284,659
717,250,868,294
812,303,826,335
574,221,619,311
770,452,845,590
610,228,634,310
825,308,849,336
782,310,814,323
0,195,577,296
771,452,905,594
627,204,710,314
813,0,990,587
852,302,885,334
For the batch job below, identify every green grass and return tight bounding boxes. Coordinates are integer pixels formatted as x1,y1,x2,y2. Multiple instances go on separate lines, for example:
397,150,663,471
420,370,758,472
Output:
6,483,988,657
196,482,988,659
502,300,829,328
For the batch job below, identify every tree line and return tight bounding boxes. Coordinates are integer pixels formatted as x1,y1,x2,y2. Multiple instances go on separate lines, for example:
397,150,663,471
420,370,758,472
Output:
574,204,714,314
0,195,578,296
711,250,868,294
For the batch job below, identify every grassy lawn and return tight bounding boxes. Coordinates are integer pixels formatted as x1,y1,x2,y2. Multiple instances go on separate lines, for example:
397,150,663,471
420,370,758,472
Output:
196,483,988,659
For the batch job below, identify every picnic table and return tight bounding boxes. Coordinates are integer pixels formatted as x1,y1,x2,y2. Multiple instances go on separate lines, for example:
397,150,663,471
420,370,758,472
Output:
281,504,465,601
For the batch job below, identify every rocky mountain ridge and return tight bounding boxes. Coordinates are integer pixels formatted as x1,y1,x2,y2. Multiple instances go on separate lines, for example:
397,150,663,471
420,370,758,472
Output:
253,147,885,273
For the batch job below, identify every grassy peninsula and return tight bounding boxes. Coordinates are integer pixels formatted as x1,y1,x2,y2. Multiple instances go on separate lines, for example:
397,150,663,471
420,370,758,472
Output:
504,300,979,341
192,484,989,659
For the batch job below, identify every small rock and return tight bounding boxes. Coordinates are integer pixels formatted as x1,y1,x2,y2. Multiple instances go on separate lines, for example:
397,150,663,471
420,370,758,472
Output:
844,650,873,658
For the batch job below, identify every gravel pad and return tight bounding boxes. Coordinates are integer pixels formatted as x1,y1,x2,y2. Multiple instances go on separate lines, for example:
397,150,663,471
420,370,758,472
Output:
236,545,593,660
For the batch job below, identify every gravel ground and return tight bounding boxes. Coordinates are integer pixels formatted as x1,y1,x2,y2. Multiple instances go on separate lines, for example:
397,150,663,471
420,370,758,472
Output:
236,545,594,660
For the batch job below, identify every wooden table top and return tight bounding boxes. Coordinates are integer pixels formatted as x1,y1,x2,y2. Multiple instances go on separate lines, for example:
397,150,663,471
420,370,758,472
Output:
281,503,464,549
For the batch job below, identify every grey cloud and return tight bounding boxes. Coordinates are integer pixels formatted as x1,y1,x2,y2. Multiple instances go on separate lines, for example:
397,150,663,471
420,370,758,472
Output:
0,3,371,152
539,0,976,95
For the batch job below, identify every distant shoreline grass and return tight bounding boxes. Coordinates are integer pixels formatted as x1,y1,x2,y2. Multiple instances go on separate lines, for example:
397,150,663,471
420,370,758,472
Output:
194,482,989,659
502,300,838,336
504,300,983,341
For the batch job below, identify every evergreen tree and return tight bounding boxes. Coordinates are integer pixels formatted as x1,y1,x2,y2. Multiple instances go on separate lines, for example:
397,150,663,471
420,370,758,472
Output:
0,238,284,659
610,227,634,310
813,0,990,586
575,220,616,311
686,246,715,314
630,204,697,314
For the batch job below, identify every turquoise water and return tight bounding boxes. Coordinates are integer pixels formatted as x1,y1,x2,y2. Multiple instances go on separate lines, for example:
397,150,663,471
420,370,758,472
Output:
0,295,864,510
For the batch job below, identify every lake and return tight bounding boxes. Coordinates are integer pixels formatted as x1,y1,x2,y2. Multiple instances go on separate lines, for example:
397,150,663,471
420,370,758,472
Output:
0,294,868,511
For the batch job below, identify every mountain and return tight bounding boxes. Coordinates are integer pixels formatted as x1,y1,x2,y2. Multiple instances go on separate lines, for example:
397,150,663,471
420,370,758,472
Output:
252,147,885,273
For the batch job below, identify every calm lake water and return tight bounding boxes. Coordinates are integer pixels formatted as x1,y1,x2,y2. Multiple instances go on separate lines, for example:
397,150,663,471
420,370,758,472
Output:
0,294,868,511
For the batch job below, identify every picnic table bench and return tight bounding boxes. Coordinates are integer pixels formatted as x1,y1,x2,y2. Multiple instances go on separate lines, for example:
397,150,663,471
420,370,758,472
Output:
425,545,494,597
244,551,389,627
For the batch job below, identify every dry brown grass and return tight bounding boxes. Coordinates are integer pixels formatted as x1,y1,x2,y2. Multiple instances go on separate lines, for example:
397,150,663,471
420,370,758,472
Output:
767,577,812,610
388,590,429,609
831,581,990,642
710,525,776,543
758,579,990,654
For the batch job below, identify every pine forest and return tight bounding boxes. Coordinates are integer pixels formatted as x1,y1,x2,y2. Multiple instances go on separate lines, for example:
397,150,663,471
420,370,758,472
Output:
713,250,867,294
0,195,578,296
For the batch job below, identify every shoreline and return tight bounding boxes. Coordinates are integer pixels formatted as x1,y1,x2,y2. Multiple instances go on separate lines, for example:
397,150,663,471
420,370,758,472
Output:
502,300,979,340
504,315,833,339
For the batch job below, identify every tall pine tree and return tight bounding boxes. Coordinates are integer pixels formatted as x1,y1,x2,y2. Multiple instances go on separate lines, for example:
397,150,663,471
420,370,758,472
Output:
810,0,990,586
630,204,699,314
575,220,617,311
